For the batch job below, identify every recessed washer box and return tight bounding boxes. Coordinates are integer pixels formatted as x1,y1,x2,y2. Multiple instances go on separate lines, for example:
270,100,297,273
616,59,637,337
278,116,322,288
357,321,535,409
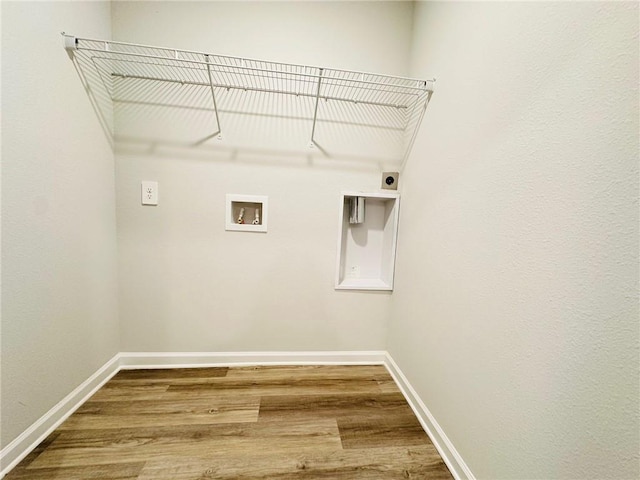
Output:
335,191,400,291
225,194,268,233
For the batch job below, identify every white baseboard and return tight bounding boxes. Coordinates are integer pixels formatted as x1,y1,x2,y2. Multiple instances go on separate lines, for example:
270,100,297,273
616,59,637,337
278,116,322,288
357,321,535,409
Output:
1,350,472,480
0,353,121,478
384,352,475,480
118,350,387,369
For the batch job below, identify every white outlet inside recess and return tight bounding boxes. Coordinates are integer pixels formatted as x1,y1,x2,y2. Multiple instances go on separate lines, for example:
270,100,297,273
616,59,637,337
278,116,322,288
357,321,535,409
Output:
141,181,158,206
347,265,360,278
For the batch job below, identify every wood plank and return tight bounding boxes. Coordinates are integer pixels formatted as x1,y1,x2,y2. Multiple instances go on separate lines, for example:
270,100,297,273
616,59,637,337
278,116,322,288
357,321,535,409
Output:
136,446,453,479
112,367,229,381
4,432,144,479
7,463,145,480
27,419,342,469
58,396,260,430
87,383,170,402
377,378,402,393
89,382,396,403
259,392,414,421
89,382,286,403
165,377,386,397
229,365,400,394
102,366,393,398
338,412,430,449
225,365,393,381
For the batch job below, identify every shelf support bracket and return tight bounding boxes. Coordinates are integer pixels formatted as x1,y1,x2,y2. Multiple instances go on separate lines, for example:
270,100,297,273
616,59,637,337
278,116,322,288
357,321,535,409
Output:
195,54,222,146
62,33,77,59
309,68,323,148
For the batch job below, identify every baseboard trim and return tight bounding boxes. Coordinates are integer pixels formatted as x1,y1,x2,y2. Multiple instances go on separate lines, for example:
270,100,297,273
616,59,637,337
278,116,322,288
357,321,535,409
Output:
383,352,475,480
118,350,387,368
0,353,121,478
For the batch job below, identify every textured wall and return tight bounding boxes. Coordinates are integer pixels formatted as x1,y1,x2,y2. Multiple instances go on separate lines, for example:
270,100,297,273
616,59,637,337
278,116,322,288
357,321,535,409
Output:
389,2,639,479
112,2,414,352
1,2,118,448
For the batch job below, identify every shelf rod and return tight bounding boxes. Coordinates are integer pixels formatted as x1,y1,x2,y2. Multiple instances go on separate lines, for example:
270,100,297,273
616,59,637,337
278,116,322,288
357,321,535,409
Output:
310,68,323,147
80,47,430,93
103,57,418,99
110,73,409,110
204,55,222,142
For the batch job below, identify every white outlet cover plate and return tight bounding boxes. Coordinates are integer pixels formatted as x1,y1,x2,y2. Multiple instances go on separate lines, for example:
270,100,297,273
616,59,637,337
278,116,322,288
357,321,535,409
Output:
141,181,158,205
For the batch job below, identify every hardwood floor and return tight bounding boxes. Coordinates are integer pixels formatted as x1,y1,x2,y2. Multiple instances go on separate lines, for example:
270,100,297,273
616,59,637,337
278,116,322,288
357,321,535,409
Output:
6,365,453,479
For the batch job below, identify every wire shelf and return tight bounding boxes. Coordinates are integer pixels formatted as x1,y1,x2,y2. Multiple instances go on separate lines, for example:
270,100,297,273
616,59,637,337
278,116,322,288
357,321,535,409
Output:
64,34,433,166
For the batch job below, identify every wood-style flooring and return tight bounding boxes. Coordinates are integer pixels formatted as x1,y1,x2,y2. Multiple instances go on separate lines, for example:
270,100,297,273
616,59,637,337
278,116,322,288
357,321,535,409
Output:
6,365,453,479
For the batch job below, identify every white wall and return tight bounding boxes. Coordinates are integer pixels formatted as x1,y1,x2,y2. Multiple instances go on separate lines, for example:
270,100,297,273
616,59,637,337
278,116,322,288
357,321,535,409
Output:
112,1,414,352
111,1,412,75
1,2,118,449
389,2,639,479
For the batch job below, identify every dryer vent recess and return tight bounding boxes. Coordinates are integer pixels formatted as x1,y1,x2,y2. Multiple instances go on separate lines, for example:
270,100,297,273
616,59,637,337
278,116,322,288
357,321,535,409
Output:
382,172,399,190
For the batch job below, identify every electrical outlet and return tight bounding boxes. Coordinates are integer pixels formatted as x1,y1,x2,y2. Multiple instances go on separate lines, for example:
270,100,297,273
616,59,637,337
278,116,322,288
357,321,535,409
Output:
347,265,360,278
141,181,158,206
381,172,399,190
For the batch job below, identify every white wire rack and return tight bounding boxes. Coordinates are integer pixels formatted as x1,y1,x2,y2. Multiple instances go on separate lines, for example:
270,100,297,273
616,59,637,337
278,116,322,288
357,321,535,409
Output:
64,34,434,166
